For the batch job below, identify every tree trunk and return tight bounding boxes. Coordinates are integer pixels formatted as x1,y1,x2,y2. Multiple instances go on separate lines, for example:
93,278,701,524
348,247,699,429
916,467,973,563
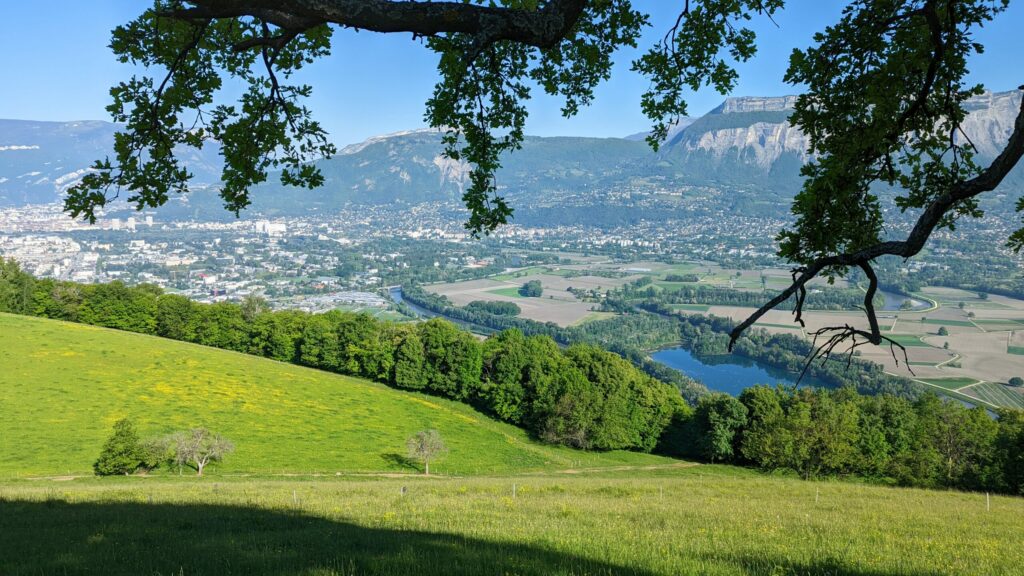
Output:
425,460,430,476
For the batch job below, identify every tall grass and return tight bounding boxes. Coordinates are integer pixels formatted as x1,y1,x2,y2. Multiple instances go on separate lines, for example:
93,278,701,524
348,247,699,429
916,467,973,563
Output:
1,470,1021,575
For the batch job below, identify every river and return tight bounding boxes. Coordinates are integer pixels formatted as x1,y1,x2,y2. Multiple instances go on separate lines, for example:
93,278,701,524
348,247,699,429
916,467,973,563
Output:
876,288,930,311
388,287,495,335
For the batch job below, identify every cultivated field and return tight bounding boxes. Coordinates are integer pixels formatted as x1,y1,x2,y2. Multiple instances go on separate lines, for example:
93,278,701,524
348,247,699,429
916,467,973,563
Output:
425,271,634,326
0,314,672,477
2,469,1022,575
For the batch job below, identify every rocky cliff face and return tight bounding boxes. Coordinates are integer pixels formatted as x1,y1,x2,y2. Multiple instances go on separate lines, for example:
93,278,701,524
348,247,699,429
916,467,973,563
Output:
681,118,809,169
714,95,800,114
959,90,1023,158
668,90,1023,171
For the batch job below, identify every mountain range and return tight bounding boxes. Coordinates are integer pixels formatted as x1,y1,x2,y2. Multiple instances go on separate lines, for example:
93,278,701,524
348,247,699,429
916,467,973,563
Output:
2,90,1021,219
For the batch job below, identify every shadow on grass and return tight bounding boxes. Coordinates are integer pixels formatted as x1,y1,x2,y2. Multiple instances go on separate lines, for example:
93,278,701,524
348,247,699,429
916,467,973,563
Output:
379,452,421,472
0,500,952,576
0,499,653,576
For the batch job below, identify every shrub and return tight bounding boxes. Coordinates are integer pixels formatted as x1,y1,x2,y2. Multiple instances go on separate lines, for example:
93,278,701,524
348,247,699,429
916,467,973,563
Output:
94,419,144,476
519,280,543,297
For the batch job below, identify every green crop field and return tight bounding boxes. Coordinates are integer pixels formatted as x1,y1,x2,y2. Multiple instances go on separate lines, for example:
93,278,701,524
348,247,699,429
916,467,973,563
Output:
0,314,670,477
666,303,711,312
486,286,526,298
884,334,931,347
2,471,1023,576
1008,345,1024,355
752,322,802,330
963,381,1024,410
917,318,976,327
569,311,616,326
917,377,979,390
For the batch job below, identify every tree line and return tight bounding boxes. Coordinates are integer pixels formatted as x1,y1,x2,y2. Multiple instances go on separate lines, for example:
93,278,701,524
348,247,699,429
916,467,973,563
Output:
679,386,1024,495
400,285,707,403
94,419,234,477
465,300,521,316
617,277,870,311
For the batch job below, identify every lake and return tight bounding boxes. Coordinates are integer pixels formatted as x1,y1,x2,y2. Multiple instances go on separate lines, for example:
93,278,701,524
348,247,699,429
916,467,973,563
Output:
651,347,821,396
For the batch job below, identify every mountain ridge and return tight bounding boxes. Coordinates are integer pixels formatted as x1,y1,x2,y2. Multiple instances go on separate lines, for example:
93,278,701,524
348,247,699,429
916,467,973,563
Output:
2,90,1021,215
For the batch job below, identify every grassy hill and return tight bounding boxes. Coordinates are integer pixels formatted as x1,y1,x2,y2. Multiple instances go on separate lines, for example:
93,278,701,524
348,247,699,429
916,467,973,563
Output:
3,314,1024,575
0,313,672,476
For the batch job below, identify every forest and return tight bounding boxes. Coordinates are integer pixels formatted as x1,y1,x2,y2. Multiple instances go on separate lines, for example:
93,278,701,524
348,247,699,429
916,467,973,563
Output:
618,277,869,310
683,386,1024,495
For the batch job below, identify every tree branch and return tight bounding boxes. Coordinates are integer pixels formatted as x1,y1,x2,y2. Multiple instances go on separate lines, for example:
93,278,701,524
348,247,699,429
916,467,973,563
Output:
162,0,588,49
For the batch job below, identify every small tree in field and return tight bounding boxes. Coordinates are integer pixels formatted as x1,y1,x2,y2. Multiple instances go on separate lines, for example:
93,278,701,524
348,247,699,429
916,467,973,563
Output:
138,435,174,473
94,418,143,476
174,428,235,476
938,327,950,336
406,430,448,476
1010,377,1024,388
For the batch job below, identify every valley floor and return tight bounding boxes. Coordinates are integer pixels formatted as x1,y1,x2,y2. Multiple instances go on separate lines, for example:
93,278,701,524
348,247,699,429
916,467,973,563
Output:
2,467,1022,576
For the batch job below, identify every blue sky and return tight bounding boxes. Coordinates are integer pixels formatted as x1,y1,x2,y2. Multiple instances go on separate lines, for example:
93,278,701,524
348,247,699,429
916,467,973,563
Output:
2,1,1021,146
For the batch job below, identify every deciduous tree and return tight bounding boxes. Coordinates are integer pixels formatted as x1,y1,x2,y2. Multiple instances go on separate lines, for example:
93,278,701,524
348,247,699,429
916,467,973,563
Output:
94,418,145,476
406,429,448,475
173,428,236,476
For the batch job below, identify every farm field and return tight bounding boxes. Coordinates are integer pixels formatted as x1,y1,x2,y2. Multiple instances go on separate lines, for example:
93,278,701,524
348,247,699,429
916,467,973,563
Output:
425,273,619,326
426,260,845,327
961,381,1024,410
2,470,1023,576
0,313,672,477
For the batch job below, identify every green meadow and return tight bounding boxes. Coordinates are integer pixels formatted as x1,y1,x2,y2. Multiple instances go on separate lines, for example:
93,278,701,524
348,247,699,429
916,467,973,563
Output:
486,286,526,298
2,471,1022,575
0,313,670,477
917,377,980,390
3,313,1024,575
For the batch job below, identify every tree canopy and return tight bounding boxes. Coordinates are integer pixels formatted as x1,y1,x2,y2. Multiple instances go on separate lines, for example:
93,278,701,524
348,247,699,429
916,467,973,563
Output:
71,0,1024,355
